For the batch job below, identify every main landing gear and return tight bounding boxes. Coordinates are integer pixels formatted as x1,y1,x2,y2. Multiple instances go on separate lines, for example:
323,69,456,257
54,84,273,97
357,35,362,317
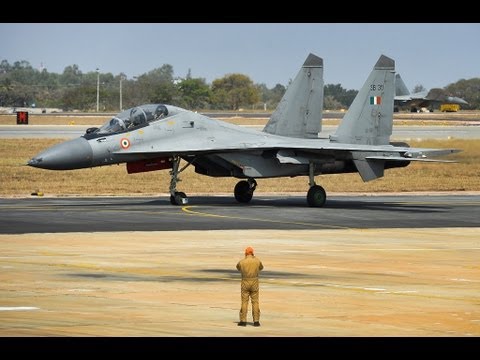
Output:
231,165,326,207
168,157,326,207
306,161,326,207
234,178,257,203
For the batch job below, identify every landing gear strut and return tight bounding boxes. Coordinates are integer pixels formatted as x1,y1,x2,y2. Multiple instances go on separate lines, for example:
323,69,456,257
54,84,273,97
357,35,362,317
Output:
169,156,189,205
307,162,326,207
234,178,257,203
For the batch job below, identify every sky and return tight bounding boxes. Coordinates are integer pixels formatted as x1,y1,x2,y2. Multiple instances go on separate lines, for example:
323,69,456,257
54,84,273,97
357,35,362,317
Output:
1,23,479,91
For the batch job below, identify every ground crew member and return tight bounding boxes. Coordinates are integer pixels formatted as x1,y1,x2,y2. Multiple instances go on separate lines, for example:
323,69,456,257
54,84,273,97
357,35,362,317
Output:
236,246,264,327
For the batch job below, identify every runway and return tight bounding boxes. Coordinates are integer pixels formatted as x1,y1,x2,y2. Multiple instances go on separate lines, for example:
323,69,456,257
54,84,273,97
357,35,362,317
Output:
1,124,480,139
1,194,480,234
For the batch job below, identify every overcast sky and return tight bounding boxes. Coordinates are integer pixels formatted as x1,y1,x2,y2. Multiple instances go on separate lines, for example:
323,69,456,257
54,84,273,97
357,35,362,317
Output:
1,23,479,91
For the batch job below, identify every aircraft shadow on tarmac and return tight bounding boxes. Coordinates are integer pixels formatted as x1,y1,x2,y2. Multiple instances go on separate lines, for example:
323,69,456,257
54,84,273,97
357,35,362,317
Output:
47,195,450,214
138,196,450,213
35,194,450,213
67,269,314,283
45,196,452,213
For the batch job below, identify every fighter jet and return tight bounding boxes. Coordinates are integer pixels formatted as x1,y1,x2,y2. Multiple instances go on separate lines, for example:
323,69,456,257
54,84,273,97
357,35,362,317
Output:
394,73,468,112
28,54,460,207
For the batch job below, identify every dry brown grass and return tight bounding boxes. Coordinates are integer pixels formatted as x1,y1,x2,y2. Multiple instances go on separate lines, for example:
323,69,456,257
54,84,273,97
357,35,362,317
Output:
1,138,478,197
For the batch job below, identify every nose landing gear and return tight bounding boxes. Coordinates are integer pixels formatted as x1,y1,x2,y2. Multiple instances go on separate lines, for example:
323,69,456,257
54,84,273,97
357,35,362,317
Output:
169,156,189,205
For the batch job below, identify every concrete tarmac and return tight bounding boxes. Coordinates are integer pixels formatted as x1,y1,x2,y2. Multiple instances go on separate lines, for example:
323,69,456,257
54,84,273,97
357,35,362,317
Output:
1,194,480,233
0,228,479,336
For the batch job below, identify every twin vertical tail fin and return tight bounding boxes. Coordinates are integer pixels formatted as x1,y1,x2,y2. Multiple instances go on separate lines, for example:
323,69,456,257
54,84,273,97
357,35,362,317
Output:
263,53,323,138
331,54,395,146
330,55,396,182
395,74,410,96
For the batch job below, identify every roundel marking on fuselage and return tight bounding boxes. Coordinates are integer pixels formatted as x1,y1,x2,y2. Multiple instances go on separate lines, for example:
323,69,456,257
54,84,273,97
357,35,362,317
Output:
120,138,131,149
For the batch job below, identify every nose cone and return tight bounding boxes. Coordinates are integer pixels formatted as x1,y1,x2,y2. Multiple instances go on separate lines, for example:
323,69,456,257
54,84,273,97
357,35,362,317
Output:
28,137,93,170
447,96,469,105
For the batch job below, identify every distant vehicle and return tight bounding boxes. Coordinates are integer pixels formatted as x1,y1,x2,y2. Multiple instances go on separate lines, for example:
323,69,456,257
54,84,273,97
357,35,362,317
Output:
440,104,460,112
28,54,460,207
394,74,468,112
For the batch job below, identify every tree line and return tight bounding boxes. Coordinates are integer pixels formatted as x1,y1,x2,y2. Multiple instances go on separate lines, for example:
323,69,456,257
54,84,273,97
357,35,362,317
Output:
1,59,478,112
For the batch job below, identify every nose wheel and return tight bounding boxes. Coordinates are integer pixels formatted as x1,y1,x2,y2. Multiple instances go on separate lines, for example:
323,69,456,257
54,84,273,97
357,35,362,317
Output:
170,191,188,205
169,156,190,205
234,178,257,203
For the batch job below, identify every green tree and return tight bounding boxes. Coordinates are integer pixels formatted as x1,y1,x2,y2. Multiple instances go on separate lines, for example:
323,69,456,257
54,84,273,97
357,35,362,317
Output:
60,64,82,86
270,84,286,104
177,77,211,109
324,84,358,109
255,83,286,110
0,60,11,73
445,78,480,110
211,74,260,110
136,64,178,104
324,95,343,110
412,84,426,93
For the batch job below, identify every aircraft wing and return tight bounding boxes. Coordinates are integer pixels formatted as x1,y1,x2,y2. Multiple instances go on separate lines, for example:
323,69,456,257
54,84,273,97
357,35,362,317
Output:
112,135,459,162
365,156,457,163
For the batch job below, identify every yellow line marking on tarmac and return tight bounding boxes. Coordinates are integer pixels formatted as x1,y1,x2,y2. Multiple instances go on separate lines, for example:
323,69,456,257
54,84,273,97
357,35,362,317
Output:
181,205,350,229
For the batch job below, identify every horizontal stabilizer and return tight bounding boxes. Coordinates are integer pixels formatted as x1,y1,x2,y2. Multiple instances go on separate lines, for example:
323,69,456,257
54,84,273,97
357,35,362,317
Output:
404,148,461,158
353,158,385,182
366,156,457,163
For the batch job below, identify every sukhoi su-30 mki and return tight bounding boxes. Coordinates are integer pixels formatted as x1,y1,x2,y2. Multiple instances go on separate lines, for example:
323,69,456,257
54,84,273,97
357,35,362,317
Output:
29,54,459,207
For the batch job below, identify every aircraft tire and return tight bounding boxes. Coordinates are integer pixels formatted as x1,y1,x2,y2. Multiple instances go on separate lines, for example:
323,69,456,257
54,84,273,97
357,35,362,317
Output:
234,180,253,203
307,185,326,207
170,191,188,205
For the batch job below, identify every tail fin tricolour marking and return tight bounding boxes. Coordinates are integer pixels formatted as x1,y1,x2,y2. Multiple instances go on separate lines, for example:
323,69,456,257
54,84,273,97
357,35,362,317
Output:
331,54,395,146
263,53,323,139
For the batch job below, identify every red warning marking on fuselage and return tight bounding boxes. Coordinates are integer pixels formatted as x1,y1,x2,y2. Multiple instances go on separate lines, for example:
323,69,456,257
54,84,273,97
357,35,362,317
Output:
120,138,130,149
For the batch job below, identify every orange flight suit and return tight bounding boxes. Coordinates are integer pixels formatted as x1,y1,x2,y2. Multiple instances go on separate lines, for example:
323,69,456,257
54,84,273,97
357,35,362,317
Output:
236,254,264,323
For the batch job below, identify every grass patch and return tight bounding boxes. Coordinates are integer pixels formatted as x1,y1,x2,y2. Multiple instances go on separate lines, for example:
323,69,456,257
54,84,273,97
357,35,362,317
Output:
1,138,478,197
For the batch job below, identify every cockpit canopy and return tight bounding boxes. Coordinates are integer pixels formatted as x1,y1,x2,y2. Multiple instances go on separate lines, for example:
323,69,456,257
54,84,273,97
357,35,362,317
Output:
94,104,170,135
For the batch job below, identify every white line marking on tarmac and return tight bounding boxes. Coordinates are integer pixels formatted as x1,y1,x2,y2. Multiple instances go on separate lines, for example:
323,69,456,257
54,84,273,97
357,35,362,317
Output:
450,278,476,282
325,283,419,294
0,307,39,311
363,287,386,291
